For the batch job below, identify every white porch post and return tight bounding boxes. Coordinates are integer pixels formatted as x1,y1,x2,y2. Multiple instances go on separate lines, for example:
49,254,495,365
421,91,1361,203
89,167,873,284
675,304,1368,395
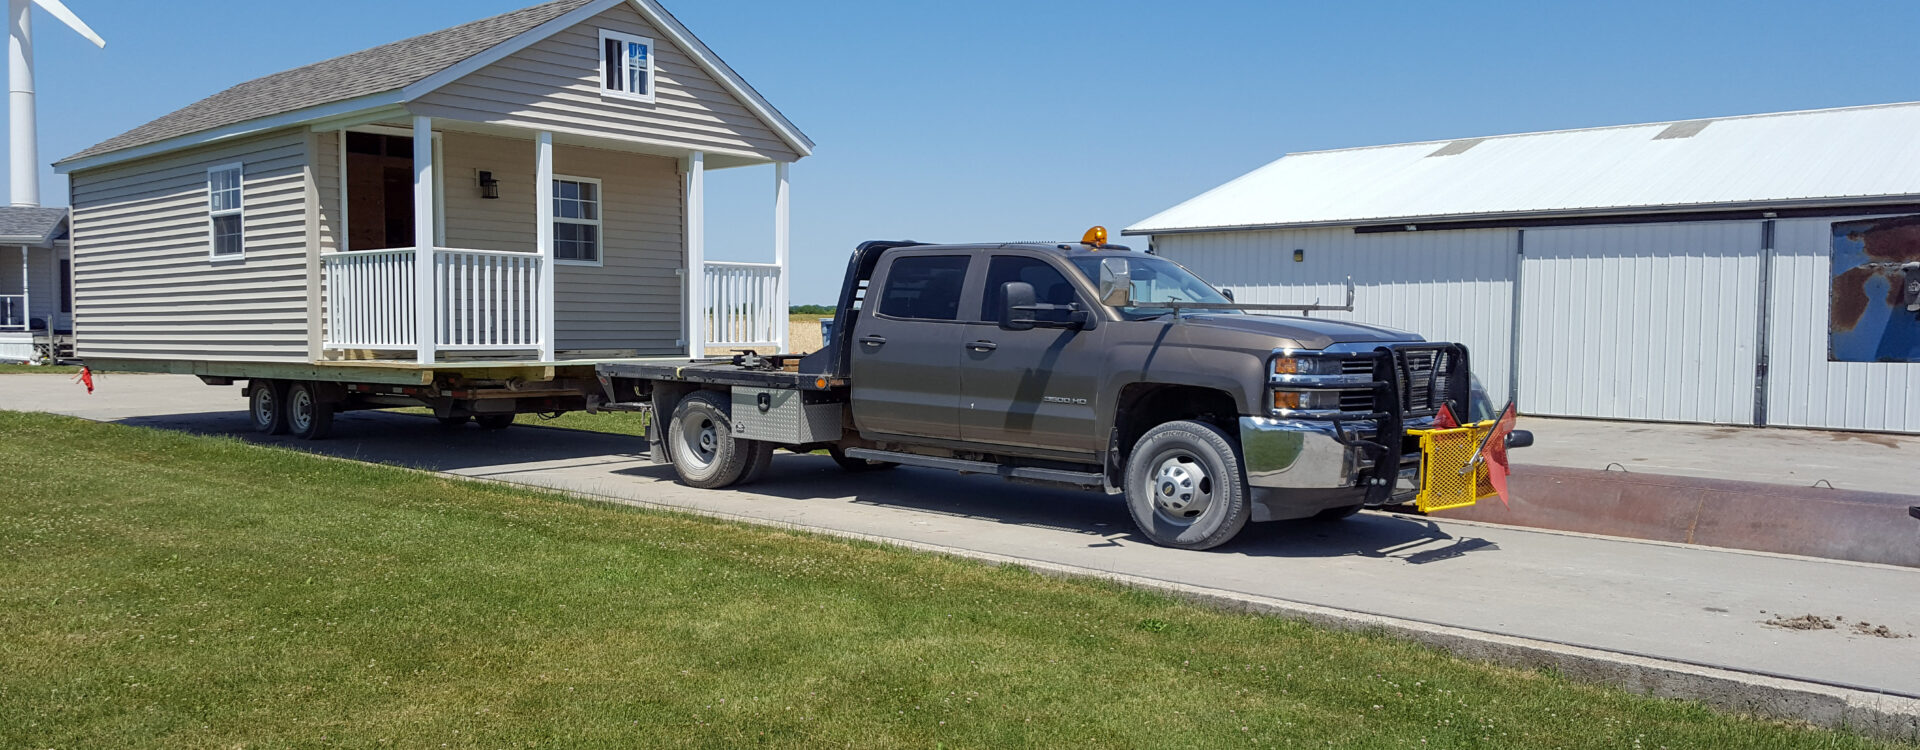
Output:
686,151,706,357
773,161,790,354
412,115,435,364
536,131,556,361
17,245,26,329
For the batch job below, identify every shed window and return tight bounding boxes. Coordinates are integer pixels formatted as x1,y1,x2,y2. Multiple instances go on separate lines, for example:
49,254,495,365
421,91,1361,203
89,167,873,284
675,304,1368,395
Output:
598,29,655,103
208,164,244,258
553,177,601,265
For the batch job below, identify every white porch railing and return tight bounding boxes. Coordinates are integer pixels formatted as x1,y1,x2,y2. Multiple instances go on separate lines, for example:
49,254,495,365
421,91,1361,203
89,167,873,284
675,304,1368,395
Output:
321,247,543,353
704,261,782,348
435,248,543,351
0,294,24,331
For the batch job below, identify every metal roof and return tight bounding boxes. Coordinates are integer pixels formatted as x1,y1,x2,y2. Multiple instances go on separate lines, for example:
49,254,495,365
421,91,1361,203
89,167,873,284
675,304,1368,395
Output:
0,207,70,246
62,0,594,164
1125,101,1920,235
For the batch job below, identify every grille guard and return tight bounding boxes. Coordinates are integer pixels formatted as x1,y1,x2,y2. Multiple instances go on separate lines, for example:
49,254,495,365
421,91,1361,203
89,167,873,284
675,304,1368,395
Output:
1290,343,1473,505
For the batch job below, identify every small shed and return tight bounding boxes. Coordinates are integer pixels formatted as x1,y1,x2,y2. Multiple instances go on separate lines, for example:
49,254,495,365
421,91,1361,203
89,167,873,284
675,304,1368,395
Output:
1126,102,1920,434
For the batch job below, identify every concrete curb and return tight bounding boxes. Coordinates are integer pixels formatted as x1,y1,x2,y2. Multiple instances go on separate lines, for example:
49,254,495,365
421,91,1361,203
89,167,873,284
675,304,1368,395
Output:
481,475,1920,742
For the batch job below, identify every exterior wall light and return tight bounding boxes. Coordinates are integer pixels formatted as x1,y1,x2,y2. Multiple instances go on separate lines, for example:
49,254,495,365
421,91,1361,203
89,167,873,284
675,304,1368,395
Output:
478,171,500,200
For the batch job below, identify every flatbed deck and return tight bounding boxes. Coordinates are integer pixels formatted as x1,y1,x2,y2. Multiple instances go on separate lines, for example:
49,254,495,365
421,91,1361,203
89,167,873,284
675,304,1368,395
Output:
596,359,847,391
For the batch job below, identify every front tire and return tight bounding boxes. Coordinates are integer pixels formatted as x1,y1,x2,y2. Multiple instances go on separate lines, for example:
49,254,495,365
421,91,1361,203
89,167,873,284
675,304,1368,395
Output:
249,380,288,435
668,391,755,489
286,382,335,441
1124,420,1251,550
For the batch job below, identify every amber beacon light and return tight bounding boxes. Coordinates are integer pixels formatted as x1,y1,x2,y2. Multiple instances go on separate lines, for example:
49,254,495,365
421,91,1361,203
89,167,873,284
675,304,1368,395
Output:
1082,226,1109,248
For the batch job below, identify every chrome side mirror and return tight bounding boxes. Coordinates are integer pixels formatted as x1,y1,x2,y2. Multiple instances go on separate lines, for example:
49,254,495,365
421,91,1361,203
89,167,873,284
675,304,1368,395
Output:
1097,257,1132,307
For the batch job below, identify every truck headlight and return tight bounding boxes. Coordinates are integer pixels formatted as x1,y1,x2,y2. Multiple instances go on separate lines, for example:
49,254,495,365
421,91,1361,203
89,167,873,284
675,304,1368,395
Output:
1273,390,1342,412
1273,356,1342,376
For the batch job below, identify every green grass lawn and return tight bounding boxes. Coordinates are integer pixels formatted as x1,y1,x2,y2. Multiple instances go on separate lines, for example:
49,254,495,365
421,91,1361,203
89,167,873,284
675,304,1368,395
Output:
0,363,79,375
390,407,649,436
0,410,1903,749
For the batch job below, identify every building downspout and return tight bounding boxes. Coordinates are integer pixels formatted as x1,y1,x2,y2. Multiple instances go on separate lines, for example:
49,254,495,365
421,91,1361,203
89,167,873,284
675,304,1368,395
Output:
1507,229,1525,409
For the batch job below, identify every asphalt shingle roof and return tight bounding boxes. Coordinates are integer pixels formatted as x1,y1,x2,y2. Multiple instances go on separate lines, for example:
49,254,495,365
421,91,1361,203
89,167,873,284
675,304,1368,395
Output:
61,0,595,165
0,206,70,245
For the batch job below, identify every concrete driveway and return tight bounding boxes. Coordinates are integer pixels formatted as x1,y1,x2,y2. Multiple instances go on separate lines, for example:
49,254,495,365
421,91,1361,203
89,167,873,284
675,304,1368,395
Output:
4,373,1918,700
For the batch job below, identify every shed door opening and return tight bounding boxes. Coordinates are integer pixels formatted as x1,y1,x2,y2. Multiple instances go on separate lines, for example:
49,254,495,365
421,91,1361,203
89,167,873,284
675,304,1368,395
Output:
345,132,416,251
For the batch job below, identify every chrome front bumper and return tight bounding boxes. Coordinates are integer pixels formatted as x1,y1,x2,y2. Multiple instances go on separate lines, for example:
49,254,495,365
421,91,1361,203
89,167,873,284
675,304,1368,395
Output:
1238,416,1364,489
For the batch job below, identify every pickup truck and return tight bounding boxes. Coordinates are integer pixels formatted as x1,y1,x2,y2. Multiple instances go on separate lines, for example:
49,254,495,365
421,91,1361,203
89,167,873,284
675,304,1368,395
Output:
596,231,1520,550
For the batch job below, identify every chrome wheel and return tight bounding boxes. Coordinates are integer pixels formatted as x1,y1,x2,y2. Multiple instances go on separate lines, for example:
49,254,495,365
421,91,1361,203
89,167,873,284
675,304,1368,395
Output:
678,415,720,471
1148,452,1213,525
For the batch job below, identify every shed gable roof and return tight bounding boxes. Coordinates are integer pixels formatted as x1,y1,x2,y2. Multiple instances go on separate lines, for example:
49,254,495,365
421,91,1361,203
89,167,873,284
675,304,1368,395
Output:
1127,101,1920,235
59,0,811,168
0,206,70,246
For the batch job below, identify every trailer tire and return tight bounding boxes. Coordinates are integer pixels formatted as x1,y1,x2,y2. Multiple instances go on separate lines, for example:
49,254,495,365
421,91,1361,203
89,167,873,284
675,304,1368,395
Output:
249,380,289,435
286,382,335,441
476,414,515,431
1124,420,1251,551
667,391,754,489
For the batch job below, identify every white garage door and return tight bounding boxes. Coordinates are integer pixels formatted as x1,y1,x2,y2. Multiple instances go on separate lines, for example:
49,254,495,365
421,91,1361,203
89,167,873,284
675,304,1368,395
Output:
1516,222,1763,424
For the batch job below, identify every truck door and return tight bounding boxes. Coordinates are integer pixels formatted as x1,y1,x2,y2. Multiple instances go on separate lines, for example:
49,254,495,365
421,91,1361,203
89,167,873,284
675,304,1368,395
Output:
849,253,973,440
959,254,1104,455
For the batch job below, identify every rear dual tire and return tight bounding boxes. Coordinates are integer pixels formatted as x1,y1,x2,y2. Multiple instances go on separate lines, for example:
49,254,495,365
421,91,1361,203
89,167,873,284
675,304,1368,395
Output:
667,391,773,489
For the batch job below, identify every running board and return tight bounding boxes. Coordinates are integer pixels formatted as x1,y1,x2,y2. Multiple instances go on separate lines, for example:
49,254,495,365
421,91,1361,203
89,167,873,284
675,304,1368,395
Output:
844,448,1107,488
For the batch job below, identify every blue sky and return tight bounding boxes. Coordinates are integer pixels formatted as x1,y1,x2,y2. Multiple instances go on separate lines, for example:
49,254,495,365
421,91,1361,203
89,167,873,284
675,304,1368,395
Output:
11,0,1920,302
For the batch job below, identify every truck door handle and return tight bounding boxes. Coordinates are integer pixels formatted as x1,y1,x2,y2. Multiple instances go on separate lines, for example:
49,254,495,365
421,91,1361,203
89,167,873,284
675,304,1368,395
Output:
858,335,887,347
966,340,998,351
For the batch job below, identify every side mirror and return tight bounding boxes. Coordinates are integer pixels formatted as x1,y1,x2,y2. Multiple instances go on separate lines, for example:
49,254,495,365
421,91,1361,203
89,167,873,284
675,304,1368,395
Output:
1220,288,1236,302
1097,257,1132,307
1003,281,1037,331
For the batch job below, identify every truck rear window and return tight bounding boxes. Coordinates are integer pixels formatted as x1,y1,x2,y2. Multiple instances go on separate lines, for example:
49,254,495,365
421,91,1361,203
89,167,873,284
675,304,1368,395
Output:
878,256,970,321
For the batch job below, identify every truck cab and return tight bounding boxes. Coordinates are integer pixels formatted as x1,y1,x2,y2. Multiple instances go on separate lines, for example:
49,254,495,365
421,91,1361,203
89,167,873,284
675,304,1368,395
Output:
599,231,1516,551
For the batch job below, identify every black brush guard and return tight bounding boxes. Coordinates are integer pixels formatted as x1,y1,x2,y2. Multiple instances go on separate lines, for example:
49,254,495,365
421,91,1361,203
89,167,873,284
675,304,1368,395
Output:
1288,343,1473,505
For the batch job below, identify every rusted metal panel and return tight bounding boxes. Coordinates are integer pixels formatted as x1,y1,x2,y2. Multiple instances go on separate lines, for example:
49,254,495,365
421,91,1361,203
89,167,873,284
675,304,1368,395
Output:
1829,216,1920,362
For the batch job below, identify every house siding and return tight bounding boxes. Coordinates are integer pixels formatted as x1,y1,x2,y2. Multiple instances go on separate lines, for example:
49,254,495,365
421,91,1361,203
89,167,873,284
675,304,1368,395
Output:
410,2,799,163
68,130,312,362
440,131,685,354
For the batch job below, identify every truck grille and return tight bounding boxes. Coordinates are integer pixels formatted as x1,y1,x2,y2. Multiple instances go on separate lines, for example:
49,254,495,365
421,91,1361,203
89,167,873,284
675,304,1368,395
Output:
1333,347,1459,418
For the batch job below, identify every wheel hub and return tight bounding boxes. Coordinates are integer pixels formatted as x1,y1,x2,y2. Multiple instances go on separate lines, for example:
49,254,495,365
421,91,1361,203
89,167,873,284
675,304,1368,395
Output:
1149,454,1213,524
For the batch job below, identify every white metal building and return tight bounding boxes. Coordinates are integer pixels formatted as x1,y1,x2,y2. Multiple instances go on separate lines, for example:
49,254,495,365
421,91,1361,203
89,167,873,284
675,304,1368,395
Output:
1126,102,1920,433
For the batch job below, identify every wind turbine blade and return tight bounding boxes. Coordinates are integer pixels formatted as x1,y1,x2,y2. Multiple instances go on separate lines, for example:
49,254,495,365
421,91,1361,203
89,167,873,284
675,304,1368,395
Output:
30,0,106,47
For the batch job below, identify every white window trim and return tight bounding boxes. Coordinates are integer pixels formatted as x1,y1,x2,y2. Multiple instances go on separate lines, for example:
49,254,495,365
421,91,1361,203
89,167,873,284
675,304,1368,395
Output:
552,174,604,267
596,28,656,104
207,162,245,262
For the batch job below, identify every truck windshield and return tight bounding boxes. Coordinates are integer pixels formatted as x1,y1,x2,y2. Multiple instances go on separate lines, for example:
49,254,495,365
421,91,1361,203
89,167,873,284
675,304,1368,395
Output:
1067,255,1237,319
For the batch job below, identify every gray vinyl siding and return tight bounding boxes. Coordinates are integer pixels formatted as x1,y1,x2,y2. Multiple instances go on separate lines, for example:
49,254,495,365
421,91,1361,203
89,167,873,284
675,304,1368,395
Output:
313,130,342,254
68,130,312,362
440,131,685,354
411,2,799,163
0,245,60,326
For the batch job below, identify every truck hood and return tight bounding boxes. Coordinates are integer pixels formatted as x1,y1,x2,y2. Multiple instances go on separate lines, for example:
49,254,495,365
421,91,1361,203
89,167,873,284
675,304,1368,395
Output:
1177,313,1419,350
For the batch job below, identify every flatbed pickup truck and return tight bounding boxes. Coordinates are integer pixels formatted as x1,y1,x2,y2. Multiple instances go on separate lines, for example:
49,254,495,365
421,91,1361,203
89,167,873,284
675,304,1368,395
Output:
597,231,1527,550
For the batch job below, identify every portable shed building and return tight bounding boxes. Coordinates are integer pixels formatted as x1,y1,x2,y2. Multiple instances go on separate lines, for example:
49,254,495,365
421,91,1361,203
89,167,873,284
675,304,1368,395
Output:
1126,102,1920,434
53,0,811,373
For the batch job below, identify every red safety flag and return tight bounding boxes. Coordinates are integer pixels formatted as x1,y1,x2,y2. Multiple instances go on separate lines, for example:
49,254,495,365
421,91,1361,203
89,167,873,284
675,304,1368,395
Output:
1433,403,1460,430
1484,403,1518,507
75,366,94,395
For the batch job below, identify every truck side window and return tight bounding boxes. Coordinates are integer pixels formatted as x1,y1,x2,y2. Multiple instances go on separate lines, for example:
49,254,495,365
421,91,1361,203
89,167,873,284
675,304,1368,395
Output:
877,255,970,321
981,256,1078,324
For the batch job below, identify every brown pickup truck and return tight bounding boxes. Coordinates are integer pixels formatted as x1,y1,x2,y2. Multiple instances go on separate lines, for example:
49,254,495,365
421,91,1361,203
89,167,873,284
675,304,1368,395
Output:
597,232,1526,550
